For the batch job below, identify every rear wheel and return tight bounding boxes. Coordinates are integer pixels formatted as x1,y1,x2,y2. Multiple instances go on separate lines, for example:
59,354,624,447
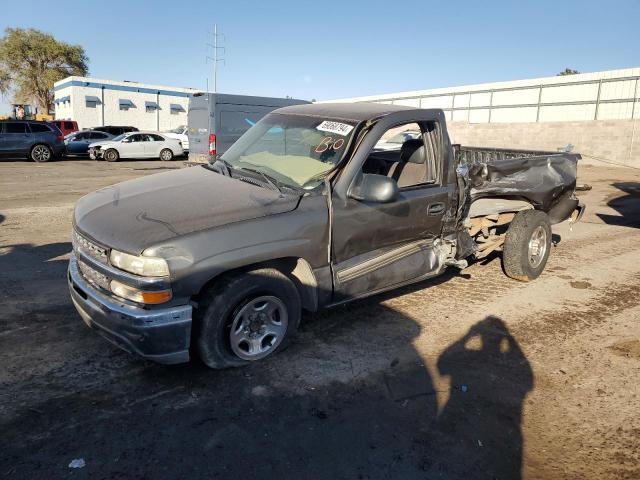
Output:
30,144,52,162
503,210,552,281
104,149,119,162
159,148,174,161
195,268,301,369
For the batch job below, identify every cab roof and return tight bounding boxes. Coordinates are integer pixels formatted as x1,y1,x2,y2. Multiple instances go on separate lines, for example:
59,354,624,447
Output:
273,102,420,123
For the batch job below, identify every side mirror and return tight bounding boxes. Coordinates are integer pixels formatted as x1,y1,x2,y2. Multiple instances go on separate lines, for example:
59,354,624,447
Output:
349,174,399,203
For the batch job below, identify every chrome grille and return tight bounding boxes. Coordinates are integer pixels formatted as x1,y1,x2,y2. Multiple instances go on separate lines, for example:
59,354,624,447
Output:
77,259,111,291
72,230,108,264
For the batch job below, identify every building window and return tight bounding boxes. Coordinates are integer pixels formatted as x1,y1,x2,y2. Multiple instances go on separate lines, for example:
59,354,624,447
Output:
85,95,100,108
170,103,185,115
145,101,159,113
119,99,135,111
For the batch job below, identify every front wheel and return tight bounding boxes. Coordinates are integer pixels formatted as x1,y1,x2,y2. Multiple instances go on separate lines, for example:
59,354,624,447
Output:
195,268,301,369
503,210,552,281
30,144,52,162
159,148,174,161
104,149,119,162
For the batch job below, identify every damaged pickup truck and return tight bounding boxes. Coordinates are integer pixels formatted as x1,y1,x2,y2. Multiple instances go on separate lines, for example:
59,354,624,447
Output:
68,103,584,367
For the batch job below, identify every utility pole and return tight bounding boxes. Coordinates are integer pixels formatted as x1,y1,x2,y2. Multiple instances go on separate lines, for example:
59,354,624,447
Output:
207,24,225,93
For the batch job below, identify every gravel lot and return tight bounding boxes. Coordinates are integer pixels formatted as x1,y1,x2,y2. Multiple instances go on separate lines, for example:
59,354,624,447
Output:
1,158,639,480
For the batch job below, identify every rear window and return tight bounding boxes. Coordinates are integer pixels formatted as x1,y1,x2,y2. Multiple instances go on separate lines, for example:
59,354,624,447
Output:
30,123,52,133
5,123,27,134
64,121,74,129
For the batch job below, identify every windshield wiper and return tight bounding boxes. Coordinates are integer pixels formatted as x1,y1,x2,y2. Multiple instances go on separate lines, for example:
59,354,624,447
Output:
213,158,233,177
237,167,283,193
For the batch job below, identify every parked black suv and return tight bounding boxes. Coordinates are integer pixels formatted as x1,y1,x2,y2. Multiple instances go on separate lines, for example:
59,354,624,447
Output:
93,126,139,136
0,120,66,162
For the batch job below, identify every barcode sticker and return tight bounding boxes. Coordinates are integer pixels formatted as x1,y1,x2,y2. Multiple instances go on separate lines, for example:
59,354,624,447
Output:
316,121,354,136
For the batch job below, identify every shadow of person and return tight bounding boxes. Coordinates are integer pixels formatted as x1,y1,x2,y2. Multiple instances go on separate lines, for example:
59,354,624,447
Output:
428,316,533,479
597,182,640,228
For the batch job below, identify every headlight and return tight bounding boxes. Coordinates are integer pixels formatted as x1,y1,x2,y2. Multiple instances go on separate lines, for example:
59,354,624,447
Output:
109,249,169,277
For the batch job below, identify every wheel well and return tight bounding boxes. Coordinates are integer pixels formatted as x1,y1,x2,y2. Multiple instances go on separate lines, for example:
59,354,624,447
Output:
468,198,533,218
194,257,319,312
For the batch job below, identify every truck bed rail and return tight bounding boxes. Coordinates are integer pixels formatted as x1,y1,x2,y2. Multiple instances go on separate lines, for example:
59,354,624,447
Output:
453,145,562,165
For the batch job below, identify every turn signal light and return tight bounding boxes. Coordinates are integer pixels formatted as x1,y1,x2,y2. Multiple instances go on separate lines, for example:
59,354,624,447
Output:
110,280,172,305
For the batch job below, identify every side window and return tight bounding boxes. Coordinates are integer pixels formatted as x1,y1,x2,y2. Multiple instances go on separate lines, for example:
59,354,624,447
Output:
91,132,108,139
5,123,27,134
130,134,144,142
150,134,164,141
29,123,52,133
364,121,439,189
74,132,89,140
64,121,74,129
375,123,422,151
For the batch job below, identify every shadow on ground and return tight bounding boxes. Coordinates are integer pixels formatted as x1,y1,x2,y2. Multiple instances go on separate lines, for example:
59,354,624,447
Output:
597,182,640,228
0,242,533,479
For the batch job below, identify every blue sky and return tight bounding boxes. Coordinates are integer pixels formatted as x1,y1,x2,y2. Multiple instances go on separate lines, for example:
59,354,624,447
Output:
1,0,639,113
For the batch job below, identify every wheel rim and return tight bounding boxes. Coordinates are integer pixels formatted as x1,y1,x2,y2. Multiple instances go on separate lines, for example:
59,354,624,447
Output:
33,146,50,161
161,150,172,160
528,225,548,268
106,151,116,161
229,295,288,361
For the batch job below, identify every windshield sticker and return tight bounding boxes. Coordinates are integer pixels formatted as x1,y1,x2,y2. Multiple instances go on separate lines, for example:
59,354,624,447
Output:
316,121,354,136
315,136,345,153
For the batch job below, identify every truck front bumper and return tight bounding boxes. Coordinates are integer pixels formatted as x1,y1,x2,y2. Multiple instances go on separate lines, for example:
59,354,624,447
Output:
68,256,192,364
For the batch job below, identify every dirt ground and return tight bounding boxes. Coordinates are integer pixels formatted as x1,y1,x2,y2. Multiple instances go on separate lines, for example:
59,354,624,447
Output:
0,158,639,480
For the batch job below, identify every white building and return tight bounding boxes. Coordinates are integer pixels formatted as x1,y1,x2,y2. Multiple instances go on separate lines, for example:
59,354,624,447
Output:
53,76,201,131
327,67,640,124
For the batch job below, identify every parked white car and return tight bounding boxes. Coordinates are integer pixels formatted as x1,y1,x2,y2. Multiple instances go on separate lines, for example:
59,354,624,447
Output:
163,125,189,151
88,132,184,162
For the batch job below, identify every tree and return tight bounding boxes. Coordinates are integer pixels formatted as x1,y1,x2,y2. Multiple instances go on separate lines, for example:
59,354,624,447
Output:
0,28,88,113
557,68,580,76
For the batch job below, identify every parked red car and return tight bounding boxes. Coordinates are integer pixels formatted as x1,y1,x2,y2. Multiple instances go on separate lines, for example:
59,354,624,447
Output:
51,120,78,137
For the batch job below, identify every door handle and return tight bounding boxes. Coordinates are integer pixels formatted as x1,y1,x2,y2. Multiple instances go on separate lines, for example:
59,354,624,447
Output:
428,202,445,215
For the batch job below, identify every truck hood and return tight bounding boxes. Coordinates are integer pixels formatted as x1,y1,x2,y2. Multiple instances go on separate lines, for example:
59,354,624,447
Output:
74,166,300,254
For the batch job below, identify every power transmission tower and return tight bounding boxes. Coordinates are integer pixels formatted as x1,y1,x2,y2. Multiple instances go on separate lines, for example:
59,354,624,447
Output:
206,24,225,93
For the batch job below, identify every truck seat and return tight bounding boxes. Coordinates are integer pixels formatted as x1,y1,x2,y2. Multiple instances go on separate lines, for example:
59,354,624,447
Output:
387,139,427,187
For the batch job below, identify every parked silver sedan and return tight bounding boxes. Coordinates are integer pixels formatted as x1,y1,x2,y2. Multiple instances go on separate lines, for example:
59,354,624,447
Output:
88,132,184,162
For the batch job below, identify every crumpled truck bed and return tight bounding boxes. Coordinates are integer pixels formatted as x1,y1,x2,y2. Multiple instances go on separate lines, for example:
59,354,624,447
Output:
455,146,581,224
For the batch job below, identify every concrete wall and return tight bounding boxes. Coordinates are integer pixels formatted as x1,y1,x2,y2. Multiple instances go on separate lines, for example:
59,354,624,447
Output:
53,76,197,131
448,119,639,168
328,67,640,124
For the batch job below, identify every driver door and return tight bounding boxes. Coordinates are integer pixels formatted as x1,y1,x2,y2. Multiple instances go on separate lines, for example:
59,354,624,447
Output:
331,121,449,301
124,134,146,158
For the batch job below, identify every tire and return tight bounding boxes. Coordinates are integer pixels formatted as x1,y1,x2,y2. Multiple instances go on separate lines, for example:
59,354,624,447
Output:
503,210,552,281
30,144,52,163
159,148,174,161
195,268,301,369
104,149,119,162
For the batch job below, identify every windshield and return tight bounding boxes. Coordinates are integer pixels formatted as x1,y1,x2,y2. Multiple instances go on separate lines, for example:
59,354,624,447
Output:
111,133,128,142
221,113,356,190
